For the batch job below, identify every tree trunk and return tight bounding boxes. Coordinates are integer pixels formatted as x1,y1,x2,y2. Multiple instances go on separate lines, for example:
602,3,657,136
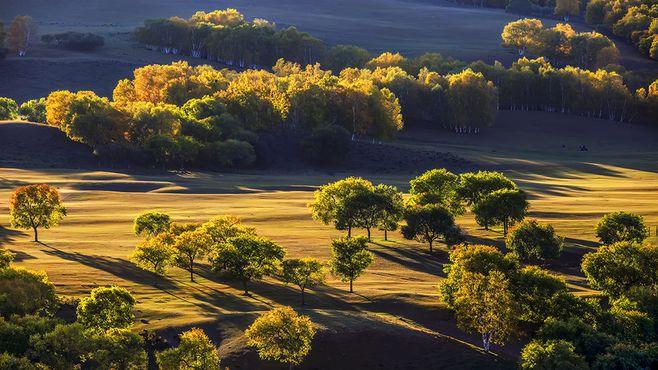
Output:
349,278,353,293
428,240,433,252
482,332,491,352
33,227,38,242
503,220,509,237
189,258,195,282
384,229,388,241
347,226,352,238
367,228,371,241
242,280,249,295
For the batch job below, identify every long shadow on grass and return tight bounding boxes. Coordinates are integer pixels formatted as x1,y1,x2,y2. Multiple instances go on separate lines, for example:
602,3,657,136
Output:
9,249,36,262
39,243,177,290
0,225,26,243
369,241,448,277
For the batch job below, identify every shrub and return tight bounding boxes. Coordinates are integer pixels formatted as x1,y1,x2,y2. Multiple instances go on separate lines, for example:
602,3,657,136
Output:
0,97,19,120
41,32,105,51
300,125,351,165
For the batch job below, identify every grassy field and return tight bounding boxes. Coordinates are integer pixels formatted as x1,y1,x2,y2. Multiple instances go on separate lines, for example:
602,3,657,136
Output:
0,110,657,368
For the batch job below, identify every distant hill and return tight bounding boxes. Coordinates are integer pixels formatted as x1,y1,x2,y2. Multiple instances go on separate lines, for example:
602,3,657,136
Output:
0,121,98,169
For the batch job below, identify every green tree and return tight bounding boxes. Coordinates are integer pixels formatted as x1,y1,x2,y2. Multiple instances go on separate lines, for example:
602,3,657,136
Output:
90,328,147,369
0,247,14,269
172,228,212,282
592,343,657,370
401,205,458,252
507,220,564,262
329,237,373,293
18,98,46,122
521,340,589,370
0,97,19,120
409,168,463,214
200,215,255,244
582,242,658,298
9,184,67,242
0,314,59,357
281,258,326,305
472,188,528,236
76,286,135,330
453,271,519,352
157,328,220,370
0,353,39,370
245,306,316,368
210,235,285,295
595,211,649,245
456,171,517,206
0,267,57,317
300,125,351,165
29,323,93,369
324,44,371,71
374,184,404,241
514,266,569,324
309,177,375,237
555,0,580,21
131,232,175,275
133,211,172,237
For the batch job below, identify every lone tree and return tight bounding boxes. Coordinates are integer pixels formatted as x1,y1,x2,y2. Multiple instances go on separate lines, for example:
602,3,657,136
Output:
76,286,135,330
581,242,658,297
453,271,519,352
456,171,517,206
555,0,580,21
133,211,171,237
9,15,37,56
308,177,374,237
172,228,212,282
210,235,285,295
472,188,528,236
506,220,564,262
131,233,175,275
402,205,458,252
595,211,649,245
281,258,327,305
329,237,373,293
156,328,221,370
408,168,463,215
9,184,67,242
245,306,316,369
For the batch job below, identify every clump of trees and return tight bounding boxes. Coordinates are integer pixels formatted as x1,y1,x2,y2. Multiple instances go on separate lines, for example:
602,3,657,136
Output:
42,32,105,51
501,18,619,69
585,0,658,60
9,184,67,242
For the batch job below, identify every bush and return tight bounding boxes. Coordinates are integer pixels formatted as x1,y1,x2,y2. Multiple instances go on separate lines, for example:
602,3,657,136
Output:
506,220,563,261
18,98,46,122
41,32,105,51
520,340,589,370
0,97,19,120
596,211,649,245
0,267,57,317
300,125,351,165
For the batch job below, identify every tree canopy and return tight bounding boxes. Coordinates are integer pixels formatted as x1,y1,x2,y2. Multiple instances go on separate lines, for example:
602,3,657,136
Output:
9,184,67,242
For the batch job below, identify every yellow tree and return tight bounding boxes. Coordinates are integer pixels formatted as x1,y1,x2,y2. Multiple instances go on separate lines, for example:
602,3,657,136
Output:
8,15,36,56
501,18,544,56
9,184,67,242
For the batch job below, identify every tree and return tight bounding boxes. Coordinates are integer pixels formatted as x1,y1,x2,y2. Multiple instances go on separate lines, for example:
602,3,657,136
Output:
131,232,175,275
581,242,658,297
401,205,458,252
210,235,285,295
456,171,517,206
324,44,371,71
76,286,136,330
281,258,326,305
329,237,373,293
200,215,255,244
172,228,212,282
0,97,19,120
300,125,351,165
555,0,580,21
245,306,316,368
501,18,544,55
157,328,220,370
133,211,172,237
453,271,519,352
445,69,498,131
0,267,57,317
472,188,528,236
18,98,46,122
514,266,569,324
374,184,404,241
506,220,564,262
592,343,658,370
309,177,375,237
9,16,36,56
90,328,147,369
29,323,93,369
408,168,463,215
595,211,649,245
521,340,589,370
9,184,66,242
0,353,39,370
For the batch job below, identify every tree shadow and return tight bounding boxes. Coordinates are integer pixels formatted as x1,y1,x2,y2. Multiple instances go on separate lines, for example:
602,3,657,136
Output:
369,241,449,277
8,249,36,262
39,243,177,290
0,225,26,244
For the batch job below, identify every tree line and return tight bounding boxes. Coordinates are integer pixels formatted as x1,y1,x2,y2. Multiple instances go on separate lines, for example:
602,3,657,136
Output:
586,0,658,60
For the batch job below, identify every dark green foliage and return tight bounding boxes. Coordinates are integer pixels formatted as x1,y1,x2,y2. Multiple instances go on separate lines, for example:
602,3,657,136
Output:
595,211,649,245
18,98,46,123
457,171,517,206
0,315,59,356
201,139,256,168
324,44,371,71
41,32,105,51
402,205,458,251
520,340,589,370
300,125,351,165
472,188,529,235
0,353,39,370
0,97,19,120
329,237,373,293
133,211,172,237
538,317,617,362
506,0,533,15
513,266,569,324
592,342,658,370
0,267,57,318
76,286,136,330
507,220,563,261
